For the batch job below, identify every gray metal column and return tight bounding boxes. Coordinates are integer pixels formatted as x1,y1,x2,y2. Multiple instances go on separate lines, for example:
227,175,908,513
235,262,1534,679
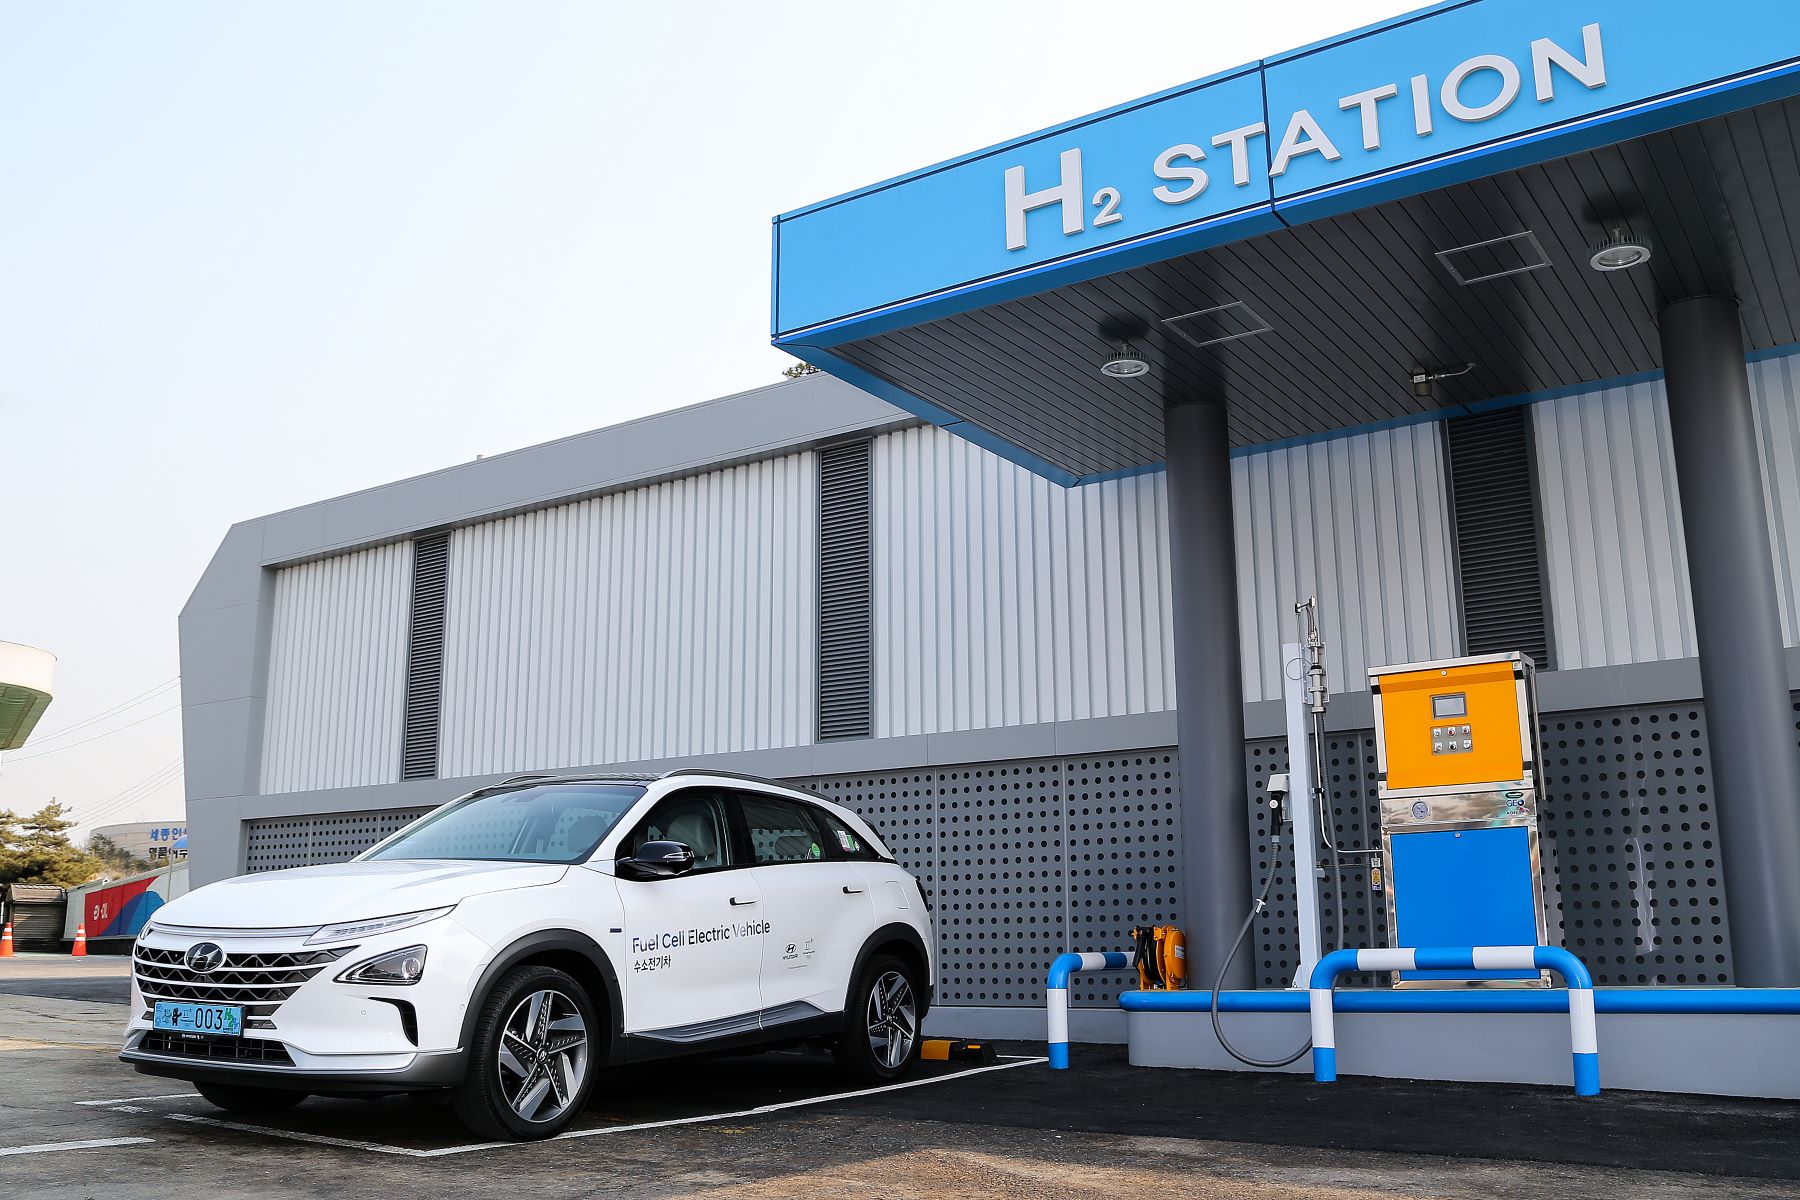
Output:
1661,295,1800,986
1163,397,1253,989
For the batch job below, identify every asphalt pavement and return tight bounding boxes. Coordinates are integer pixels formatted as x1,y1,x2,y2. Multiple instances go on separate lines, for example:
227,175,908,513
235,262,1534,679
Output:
2,954,1797,1198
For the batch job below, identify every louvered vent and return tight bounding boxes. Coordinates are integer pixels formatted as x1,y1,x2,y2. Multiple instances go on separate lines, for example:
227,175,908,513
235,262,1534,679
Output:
1445,409,1553,667
818,441,874,741
401,533,450,780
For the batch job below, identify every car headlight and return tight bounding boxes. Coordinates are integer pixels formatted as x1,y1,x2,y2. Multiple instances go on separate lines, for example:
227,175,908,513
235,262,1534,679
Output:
304,906,453,945
336,945,428,986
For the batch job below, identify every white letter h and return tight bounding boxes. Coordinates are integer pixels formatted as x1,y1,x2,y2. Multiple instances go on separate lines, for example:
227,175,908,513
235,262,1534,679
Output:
1005,148,1084,251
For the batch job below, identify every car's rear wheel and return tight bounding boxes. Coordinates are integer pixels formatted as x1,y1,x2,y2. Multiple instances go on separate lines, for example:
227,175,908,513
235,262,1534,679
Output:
194,1081,308,1115
833,953,921,1083
450,965,598,1140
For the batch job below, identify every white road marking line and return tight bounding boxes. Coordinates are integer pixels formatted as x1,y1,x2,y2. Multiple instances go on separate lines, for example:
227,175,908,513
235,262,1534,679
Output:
77,1092,199,1106
0,1136,155,1157
165,1114,430,1157
155,1057,1049,1159
423,1055,1051,1158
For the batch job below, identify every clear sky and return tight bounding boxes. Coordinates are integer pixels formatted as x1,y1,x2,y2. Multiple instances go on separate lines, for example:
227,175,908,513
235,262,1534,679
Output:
0,0,1427,840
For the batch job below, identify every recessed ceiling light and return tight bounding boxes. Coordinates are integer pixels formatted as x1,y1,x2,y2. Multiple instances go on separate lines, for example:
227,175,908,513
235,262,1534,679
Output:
1589,227,1652,272
1100,343,1150,379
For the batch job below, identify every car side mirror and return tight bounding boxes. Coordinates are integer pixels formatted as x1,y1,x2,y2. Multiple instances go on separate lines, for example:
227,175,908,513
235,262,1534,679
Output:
618,840,695,881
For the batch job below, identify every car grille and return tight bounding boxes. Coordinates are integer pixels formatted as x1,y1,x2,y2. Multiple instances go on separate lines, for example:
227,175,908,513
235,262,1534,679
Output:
137,1030,295,1065
134,944,356,1031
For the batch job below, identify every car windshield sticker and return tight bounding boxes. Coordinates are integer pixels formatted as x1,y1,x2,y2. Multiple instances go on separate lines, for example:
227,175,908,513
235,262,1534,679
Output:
836,829,857,852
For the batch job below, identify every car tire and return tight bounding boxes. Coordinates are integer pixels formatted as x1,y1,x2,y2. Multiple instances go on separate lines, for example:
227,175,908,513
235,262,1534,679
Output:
194,1082,308,1115
833,952,922,1084
449,964,600,1141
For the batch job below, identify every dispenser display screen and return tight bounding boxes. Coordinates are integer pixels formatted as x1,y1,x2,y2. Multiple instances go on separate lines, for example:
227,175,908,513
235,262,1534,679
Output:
1431,693,1467,719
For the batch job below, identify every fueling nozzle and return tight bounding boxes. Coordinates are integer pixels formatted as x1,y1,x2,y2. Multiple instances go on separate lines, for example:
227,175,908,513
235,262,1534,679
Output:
1266,772,1293,831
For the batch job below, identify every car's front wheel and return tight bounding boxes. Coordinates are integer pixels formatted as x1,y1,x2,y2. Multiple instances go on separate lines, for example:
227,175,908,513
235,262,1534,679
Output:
833,953,922,1083
194,1081,308,1115
450,965,599,1140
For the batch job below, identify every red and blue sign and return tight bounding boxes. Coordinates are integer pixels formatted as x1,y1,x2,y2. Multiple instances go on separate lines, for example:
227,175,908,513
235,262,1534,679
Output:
82,874,166,938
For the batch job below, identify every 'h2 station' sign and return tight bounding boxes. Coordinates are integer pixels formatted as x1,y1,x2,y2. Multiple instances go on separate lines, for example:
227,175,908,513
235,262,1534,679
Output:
1003,26,1603,252
772,0,1800,339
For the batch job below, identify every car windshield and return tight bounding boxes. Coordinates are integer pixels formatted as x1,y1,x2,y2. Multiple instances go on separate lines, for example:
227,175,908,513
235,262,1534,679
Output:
363,783,645,864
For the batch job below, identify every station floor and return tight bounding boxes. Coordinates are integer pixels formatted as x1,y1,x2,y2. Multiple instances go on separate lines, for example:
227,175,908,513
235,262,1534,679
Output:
3,954,1797,1198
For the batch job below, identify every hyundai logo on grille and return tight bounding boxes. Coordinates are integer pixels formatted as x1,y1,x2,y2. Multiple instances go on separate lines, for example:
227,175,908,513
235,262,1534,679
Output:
184,942,225,973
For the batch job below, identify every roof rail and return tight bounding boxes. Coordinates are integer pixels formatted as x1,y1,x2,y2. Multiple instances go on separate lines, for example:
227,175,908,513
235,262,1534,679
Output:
495,771,660,786
658,767,831,802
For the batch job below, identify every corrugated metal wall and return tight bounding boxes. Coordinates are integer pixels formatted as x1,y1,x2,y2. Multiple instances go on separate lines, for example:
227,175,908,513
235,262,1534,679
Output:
870,425,1176,737
253,352,1800,791
260,542,413,794
1535,381,1697,669
437,452,816,775
1233,423,1460,702
1752,354,1800,647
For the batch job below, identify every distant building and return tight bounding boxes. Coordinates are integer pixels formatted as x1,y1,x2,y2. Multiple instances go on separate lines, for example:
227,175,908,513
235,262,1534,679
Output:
91,820,188,864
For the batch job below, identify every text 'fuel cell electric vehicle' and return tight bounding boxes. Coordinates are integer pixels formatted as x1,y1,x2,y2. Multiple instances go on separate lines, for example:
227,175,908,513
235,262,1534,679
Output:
121,771,934,1139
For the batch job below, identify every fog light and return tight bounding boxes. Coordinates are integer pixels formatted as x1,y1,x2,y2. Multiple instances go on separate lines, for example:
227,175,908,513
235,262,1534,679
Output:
337,945,428,986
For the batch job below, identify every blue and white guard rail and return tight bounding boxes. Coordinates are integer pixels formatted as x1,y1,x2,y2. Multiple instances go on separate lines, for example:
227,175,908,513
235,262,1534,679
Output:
1310,946,1599,1096
1046,951,1131,1069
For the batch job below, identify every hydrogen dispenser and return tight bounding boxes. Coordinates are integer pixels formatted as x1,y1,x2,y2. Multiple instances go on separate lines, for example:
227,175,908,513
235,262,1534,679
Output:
1369,652,1551,987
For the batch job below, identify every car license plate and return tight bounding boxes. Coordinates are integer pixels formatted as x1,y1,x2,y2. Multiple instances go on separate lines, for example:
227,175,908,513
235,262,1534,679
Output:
153,1001,243,1037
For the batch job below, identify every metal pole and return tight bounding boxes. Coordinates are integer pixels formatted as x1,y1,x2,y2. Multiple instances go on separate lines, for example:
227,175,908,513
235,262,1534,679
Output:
1164,397,1253,989
1660,294,1800,986
1283,642,1323,987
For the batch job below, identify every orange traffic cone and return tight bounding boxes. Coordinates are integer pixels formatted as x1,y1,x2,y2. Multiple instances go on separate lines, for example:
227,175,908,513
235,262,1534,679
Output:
71,923,87,957
0,922,13,957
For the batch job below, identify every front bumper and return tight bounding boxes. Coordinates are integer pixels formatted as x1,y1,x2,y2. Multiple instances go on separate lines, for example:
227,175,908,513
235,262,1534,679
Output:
125,918,489,1091
120,1041,465,1093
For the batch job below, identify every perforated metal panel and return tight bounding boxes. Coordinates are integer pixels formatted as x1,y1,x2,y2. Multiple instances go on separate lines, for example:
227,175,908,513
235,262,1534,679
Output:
1244,734,1381,989
935,763,1066,1006
798,749,1180,1010
1538,702,1731,984
244,808,431,872
1065,753,1181,1005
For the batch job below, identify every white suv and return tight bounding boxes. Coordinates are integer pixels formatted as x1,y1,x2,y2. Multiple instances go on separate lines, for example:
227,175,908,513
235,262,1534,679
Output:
121,771,934,1140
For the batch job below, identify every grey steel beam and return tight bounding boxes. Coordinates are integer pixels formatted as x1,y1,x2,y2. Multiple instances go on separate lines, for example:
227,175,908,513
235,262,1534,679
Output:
1661,295,1800,986
1163,397,1254,989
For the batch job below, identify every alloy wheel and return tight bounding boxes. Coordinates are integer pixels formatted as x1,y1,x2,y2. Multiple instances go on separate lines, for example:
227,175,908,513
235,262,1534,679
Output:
497,987,589,1124
865,969,918,1070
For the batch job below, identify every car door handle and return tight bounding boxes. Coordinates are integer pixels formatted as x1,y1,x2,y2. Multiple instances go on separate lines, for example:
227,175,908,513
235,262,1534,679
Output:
730,896,758,906
842,885,866,895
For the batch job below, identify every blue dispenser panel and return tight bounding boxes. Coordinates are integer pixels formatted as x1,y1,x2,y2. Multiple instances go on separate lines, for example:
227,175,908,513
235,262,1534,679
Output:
1390,826,1539,980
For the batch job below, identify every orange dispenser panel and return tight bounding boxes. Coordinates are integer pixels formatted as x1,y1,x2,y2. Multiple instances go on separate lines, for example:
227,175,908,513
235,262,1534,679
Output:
1375,659,1527,792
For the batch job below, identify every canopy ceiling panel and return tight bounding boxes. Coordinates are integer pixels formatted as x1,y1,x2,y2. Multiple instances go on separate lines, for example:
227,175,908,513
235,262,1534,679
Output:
828,95,1800,478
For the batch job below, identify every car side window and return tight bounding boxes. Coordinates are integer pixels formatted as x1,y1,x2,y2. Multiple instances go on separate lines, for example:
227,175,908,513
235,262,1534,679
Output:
736,793,825,866
620,790,736,873
813,809,878,862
